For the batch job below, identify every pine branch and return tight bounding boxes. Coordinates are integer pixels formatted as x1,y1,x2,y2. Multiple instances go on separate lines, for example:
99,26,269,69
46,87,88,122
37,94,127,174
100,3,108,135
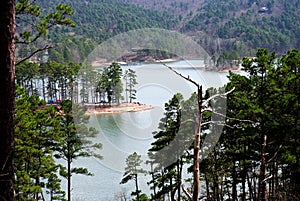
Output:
16,45,52,66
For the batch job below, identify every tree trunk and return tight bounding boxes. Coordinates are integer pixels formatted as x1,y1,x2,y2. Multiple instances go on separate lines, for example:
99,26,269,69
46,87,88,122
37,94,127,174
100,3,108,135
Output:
193,86,202,201
247,172,254,201
42,76,46,101
150,163,157,199
135,174,140,201
170,175,175,201
232,163,237,201
213,174,220,201
258,134,267,201
67,139,72,201
0,1,16,200
125,75,128,103
241,143,247,201
205,173,210,200
177,159,183,201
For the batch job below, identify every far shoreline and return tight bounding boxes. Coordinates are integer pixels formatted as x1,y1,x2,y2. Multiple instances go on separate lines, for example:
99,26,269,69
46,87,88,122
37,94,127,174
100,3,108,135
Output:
91,57,179,67
91,58,242,73
84,102,153,115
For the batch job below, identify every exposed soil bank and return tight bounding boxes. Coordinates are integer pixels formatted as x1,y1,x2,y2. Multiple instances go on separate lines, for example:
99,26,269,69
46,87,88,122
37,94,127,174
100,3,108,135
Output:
85,102,153,115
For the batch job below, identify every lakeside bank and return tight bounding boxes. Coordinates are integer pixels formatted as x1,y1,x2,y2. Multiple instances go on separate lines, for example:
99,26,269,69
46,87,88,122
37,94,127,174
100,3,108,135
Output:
85,102,153,115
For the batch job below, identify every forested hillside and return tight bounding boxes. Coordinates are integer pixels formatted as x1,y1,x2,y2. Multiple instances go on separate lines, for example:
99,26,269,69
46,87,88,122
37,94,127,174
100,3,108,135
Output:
183,0,300,56
117,0,205,17
35,0,179,62
24,0,300,65
44,0,178,40
118,0,300,57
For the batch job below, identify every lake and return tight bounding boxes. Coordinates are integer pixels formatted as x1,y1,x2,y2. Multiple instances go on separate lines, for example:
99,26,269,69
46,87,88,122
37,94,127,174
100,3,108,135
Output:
71,60,231,201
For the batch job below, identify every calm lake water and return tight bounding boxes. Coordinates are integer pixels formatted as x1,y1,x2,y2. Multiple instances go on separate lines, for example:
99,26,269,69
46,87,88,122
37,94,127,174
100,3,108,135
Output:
71,60,230,201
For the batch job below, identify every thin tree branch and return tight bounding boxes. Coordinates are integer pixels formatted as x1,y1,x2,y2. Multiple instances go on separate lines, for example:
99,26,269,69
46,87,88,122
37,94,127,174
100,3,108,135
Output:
262,175,273,183
16,14,68,45
16,31,43,45
181,181,192,201
267,145,282,163
210,110,255,124
181,119,195,125
202,87,235,107
201,108,213,113
162,62,200,88
201,121,212,127
222,123,243,129
15,16,37,27
16,45,52,66
201,121,243,129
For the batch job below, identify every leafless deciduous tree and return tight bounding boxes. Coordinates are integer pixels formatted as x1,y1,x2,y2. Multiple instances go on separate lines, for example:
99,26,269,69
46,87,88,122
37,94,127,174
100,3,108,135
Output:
163,63,236,201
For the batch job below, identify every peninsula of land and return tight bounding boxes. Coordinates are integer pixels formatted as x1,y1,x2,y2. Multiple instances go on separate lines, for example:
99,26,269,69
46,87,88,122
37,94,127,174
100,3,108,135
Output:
85,102,153,115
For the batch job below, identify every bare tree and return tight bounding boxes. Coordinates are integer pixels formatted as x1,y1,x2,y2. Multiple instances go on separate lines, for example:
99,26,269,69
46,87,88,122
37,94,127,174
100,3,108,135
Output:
0,0,16,200
163,63,203,200
163,63,235,201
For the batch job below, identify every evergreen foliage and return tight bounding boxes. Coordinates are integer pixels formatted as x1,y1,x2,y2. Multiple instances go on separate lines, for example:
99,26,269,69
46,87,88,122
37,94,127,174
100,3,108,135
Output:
32,0,179,63
54,100,102,201
204,48,300,200
124,68,138,103
14,89,102,201
14,88,66,200
181,0,300,56
148,93,187,200
120,152,147,201
120,0,300,59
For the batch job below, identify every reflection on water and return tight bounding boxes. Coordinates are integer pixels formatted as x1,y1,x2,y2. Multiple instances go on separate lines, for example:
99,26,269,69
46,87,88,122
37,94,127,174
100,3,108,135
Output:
71,61,230,200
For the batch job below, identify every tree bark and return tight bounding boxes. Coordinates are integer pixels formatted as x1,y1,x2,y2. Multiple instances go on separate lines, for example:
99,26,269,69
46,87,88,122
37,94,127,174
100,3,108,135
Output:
0,1,16,200
67,144,72,201
205,173,210,200
258,134,267,201
135,174,140,201
193,86,202,201
232,163,237,201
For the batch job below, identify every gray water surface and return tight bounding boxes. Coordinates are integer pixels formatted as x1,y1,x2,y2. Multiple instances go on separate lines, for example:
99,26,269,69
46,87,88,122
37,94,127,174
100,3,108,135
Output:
71,60,230,200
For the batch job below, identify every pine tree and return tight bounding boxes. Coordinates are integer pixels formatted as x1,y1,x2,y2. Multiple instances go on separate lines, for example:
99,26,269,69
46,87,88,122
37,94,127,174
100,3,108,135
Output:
14,88,66,200
148,93,186,200
102,63,123,104
54,100,102,201
124,68,138,103
120,152,147,201
221,48,300,200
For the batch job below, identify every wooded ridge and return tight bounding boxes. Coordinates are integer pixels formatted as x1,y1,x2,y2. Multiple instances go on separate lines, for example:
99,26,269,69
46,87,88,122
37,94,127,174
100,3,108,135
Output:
46,0,300,60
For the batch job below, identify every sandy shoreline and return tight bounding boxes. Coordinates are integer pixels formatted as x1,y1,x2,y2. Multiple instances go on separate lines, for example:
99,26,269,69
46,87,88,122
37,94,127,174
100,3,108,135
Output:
85,102,153,115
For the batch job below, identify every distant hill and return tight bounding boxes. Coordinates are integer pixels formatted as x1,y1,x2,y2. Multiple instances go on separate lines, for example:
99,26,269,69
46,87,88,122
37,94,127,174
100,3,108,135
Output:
33,0,300,63
118,0,300,57
117,0,205,18
116,0,206,32
37,0,179,62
